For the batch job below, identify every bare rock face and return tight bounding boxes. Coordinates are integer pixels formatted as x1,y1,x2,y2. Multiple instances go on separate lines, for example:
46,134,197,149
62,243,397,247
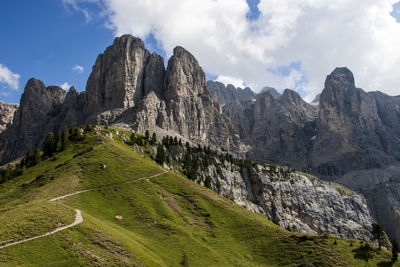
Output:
0,101,18,133
144,53,165,96
0,35,243,163
164,46,208,99
222,67,400,241
82,36,241,153
224,88,318,169
259,87,281,99
168,144,374,241
159,47,241,152
207,81,256,105
0,79,66,162
313,67,390,176
85,35,153,122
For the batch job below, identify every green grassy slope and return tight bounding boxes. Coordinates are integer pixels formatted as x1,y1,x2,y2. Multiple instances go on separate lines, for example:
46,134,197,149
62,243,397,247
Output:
0,127,394,266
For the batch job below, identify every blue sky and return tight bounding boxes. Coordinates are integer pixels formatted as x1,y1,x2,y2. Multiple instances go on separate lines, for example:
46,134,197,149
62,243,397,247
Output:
0,0,110,103
0,0,262,104
1,0,400,104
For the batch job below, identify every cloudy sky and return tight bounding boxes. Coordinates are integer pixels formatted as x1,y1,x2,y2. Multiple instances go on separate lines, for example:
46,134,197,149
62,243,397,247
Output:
1,0,400,103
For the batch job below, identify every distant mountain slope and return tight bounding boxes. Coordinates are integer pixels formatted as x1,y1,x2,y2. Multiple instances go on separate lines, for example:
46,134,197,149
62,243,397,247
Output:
222,67,400,241
0,101,18,133
207,81,256,105
0,127,391,266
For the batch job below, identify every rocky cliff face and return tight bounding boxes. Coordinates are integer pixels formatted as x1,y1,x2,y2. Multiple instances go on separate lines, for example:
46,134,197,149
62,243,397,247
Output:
161,142,373,241
224,88,318,169
0,34,243,164
223,67,400,178
312,67,396,177
0,79,67,162
0,101,18,133
222,67,400,241
85,35,158,122
207,81,256,105
0,35,396,242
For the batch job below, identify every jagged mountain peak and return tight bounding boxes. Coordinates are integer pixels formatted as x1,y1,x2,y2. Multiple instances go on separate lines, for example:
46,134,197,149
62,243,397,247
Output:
112,34,146,50
259,87,281,99
281,88,302,101
164,44,208,99
0,34,242,164
67,86,78,95
324,67,356,93
206,81,256,105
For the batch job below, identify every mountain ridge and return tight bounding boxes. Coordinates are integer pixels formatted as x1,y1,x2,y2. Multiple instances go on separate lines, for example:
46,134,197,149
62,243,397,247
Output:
0,34,244,165
1,35,400,244
0,127,391,266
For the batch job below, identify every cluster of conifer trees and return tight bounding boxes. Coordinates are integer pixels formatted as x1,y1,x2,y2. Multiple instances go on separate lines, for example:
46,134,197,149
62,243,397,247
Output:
0,126,85,183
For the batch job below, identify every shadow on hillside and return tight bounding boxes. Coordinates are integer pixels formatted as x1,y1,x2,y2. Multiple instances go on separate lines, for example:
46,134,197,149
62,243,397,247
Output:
377,261,394,267
352,243,375,262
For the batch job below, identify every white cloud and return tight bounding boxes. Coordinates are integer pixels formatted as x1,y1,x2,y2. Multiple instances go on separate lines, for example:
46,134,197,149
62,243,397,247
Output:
60,82,72,90
68,0,400,98
62,0,99,22
0,64,20,91
217,75,245,88
72,64,84,73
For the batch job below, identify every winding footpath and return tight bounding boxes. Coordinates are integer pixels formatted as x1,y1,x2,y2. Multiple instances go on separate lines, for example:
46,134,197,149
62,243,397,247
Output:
0,209,82,250
0,170,167,250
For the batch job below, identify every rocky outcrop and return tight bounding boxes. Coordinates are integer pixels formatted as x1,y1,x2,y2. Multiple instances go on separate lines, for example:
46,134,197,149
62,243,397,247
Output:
0,79,67,162
216,164,373,241
222,67,400,241
85,35,154,122
207,81,256,105
224,88,318,169
162,142,374,241
0,34,243,163
0,101,18,133
223,67,400,178
312,67,394,177
259,87,281,99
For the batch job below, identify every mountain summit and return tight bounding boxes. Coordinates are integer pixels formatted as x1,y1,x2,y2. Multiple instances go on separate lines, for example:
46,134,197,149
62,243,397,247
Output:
1,35,400,243
0,35,243,165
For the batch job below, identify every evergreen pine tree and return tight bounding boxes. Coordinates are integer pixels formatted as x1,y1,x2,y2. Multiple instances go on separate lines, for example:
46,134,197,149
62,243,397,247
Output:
392,239,399,263
34,149,41,165
43,132,56,157
24,149,34,167
70,127,80,141
55,131,62,152
61,129,70,150
145,130,150,140
204,176,212,189
372,223,385,250
162,136,168,146
86,123,94,132
151,132,157,145
156,145,166,164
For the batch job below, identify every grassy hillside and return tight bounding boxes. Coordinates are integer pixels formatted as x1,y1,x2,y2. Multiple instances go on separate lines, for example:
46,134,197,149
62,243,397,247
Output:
0,126,395,266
